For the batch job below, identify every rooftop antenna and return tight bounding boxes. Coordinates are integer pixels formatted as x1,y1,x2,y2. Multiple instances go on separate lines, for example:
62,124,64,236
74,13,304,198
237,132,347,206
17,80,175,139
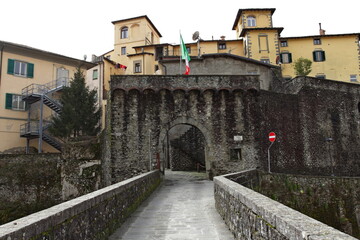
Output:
192,31,201,57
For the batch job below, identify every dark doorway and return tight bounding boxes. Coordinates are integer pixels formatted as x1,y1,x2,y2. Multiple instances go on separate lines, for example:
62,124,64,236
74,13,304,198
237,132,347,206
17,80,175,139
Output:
166,124,206,172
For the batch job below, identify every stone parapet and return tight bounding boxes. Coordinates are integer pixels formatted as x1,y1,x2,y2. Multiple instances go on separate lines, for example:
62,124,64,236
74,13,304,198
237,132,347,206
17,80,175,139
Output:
0,170,161,240
214,170,357,240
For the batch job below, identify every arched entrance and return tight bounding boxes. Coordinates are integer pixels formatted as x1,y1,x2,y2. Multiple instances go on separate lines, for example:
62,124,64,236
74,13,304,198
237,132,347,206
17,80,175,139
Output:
166,124,206,172
159,117,212,178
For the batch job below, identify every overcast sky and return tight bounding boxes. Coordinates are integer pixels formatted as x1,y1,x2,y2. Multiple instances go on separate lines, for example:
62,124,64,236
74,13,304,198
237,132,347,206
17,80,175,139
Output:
1,0,358,61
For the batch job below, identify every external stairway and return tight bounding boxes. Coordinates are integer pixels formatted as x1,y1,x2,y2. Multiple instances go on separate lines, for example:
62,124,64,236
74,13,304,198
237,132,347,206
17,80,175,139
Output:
20,78,68,152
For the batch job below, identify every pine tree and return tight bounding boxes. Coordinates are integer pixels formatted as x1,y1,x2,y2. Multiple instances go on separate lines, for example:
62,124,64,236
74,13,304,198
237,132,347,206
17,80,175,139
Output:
49,67,101,141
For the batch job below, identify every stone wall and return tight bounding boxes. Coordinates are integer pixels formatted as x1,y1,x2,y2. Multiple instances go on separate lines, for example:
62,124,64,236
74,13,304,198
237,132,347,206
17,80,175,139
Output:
0,153,62,225
160,53,281,90
110,75,261,182
258,77,360,176
0,139,102,225
214,170,357,240
254,172,360,238
0,170,161,240
109,75,360,181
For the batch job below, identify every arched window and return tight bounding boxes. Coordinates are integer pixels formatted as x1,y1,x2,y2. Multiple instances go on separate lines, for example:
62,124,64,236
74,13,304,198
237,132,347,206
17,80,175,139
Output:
247,16,256,27
121,27,128,39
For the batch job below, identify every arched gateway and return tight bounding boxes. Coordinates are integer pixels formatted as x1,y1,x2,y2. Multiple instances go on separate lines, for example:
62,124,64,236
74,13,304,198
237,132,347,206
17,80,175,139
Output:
108,75,261,182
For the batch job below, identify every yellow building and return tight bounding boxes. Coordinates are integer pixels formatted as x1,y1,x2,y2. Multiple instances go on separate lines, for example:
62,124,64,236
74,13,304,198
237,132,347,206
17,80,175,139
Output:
0,40,95,153
98,9,359,86
231,8,359,82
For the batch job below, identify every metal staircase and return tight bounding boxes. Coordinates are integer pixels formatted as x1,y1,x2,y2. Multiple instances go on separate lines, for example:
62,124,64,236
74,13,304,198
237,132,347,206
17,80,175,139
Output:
20,78,68,152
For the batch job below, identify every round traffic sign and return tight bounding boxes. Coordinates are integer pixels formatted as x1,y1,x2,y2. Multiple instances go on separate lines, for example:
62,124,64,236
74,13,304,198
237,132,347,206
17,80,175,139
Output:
269,132,276,142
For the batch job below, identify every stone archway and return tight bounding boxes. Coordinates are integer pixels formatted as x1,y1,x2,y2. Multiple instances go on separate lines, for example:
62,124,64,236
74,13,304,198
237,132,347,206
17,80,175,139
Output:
159,117,212,178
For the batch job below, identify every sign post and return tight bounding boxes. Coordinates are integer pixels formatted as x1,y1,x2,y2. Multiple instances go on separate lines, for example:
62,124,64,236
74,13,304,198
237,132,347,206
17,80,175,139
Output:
268,132,276,173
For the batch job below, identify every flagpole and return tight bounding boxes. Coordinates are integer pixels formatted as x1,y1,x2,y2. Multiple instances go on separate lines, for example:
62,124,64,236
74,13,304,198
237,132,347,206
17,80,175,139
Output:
179,30,181,75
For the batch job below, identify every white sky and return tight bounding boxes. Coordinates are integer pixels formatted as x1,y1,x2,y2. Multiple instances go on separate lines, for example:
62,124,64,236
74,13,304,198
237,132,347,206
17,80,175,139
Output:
1,0,359,61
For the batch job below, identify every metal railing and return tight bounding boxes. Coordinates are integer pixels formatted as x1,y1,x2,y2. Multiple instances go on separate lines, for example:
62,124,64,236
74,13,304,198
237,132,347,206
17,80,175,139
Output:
21,78,69,98
20,121,52,136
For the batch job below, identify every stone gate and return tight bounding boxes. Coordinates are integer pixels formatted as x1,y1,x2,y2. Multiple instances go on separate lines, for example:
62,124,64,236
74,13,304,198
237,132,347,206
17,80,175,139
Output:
106,75,360,184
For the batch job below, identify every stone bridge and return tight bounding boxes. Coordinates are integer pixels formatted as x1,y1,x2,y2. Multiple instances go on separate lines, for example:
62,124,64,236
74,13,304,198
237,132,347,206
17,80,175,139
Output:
0,170,356,239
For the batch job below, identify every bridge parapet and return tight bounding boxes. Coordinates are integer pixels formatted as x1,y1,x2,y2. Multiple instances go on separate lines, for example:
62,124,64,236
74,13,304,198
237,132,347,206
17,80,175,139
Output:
214,170,357,240
111,75,260,93
0,170,161,240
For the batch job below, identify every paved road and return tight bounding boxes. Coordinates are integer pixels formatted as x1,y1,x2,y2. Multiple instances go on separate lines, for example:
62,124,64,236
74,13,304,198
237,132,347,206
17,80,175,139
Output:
109,171,234,240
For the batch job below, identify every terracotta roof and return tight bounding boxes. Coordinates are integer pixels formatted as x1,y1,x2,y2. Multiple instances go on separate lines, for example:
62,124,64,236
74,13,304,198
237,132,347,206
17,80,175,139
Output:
0,40,96,69
111,15,162,37
239,27,284,37
280,33,360,40
232,8,276,30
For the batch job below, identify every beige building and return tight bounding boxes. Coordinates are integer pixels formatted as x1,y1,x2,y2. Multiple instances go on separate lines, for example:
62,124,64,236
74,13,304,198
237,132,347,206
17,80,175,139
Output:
0,41,95,153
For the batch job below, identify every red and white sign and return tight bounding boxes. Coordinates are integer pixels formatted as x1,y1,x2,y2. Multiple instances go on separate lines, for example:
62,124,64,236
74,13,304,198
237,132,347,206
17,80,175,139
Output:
269,132,276,142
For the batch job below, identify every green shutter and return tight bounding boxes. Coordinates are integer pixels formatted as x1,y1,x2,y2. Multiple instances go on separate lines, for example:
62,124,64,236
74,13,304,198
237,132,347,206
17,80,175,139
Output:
27,63,34,78
312,51,316,61
280,54,283,63
5,93,13,109
289,53,292,63
322,51,326,61
7,59,14,74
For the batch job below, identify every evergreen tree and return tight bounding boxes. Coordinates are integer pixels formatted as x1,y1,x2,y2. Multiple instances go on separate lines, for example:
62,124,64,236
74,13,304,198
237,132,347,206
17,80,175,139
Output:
49,67,101,140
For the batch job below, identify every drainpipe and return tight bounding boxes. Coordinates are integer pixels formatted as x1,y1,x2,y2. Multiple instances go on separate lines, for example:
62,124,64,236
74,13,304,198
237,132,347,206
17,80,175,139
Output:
0,44,4,86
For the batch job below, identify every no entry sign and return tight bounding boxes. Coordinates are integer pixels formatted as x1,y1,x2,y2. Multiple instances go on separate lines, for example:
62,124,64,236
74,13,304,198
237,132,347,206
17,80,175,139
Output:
269,132,276,142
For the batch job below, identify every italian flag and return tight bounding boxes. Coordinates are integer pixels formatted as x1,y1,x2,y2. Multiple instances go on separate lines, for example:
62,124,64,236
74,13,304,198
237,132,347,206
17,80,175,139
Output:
180,34,190,75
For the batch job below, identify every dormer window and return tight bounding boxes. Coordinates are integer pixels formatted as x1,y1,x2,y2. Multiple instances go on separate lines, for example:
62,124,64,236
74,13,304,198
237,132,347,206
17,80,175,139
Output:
121,27,128,39
247,16,256,27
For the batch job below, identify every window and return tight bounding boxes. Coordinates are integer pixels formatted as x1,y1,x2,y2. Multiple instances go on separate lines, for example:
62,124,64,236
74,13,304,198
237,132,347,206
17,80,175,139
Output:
121,27,128,39
5,93,26,111
313,50,326,62
280,40,288,47
218,43,226,50
313,38,321,45
315,74,326,79
134,62,141,73
186,46,191,53
260,59,270,64
93,69,98,80
350,75,357,82
247,16,256,27
121,47,126,55
259,35,269,52
280,52,292,64
7,59,34,78
230,148,242,161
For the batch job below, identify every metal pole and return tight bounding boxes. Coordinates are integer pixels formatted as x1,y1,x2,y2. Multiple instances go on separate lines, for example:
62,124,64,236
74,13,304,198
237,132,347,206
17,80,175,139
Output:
267,142,274,173
38,95,44,153
26,104,31,154
149,129,152,171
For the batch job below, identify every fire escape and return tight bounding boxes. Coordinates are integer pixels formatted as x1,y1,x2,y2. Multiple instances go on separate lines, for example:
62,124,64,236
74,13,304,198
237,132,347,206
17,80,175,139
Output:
20,78,68,153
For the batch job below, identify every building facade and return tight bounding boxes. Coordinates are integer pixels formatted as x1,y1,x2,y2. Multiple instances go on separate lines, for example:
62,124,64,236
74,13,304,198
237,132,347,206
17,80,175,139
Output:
0,41,95,153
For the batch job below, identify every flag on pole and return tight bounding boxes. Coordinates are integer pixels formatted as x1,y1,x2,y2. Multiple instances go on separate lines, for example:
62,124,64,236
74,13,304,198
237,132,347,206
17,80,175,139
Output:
180,34,190,75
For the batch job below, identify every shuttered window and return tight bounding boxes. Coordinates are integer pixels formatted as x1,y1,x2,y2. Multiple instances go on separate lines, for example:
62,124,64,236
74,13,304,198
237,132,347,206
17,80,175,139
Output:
5,93,26,111
7,59,34,78
313,51,326,62
280,53,292,64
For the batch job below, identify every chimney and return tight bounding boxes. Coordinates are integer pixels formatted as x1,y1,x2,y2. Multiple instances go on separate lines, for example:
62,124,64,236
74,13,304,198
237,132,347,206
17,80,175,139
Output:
319,23,326,35
220,35,226,40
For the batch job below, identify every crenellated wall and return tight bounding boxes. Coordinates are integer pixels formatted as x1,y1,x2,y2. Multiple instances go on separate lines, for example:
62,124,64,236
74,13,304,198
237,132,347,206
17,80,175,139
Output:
109,75,261,182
